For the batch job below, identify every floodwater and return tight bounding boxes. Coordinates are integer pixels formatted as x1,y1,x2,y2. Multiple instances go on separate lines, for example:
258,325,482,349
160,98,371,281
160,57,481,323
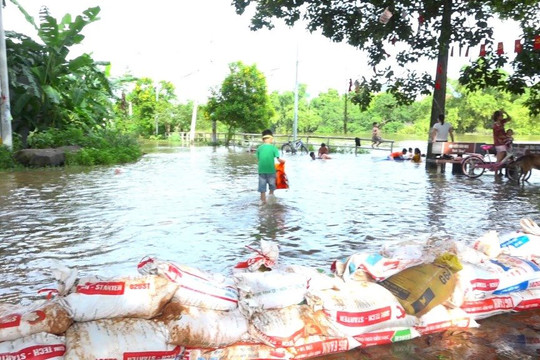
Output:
1,144,539,359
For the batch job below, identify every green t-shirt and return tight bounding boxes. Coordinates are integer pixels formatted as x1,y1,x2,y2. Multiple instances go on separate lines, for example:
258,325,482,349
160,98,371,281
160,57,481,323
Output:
256,143,280,174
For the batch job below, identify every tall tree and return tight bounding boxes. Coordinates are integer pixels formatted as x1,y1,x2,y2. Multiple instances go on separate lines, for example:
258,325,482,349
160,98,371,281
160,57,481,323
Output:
232,0,540,154
125,78,176,137
310,89,342,134
206,61,274,143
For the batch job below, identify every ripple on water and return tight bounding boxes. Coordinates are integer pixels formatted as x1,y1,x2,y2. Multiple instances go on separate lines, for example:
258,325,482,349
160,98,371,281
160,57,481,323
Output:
0,147,539,302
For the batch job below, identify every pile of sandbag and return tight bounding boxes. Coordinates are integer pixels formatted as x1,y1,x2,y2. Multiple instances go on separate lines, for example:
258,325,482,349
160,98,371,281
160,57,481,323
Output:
0,218,539,360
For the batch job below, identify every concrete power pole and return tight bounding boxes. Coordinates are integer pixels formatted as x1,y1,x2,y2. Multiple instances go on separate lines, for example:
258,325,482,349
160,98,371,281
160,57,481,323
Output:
0,3,13,150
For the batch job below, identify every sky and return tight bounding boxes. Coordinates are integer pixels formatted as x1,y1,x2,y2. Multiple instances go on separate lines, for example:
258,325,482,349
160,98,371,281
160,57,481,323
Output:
3,0,522,103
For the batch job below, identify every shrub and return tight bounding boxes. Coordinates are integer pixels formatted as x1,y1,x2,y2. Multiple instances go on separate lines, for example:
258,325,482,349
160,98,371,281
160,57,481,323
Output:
0,146,15,169
27,127,143,166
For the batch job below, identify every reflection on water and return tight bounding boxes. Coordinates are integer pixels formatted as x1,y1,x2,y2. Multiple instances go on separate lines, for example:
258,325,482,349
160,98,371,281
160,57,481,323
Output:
1,146,539,305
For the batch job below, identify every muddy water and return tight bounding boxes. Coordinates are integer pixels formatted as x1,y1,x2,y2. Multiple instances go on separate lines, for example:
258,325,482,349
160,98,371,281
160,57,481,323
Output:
0,144,539,358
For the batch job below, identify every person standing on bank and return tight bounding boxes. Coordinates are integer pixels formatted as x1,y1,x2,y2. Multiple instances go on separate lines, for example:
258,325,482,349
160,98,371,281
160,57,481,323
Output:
431,114,455,143
492,110,512,163
256,129,285,204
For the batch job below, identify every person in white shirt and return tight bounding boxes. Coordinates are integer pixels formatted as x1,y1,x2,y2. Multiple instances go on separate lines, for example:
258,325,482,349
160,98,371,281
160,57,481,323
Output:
431,114,455,142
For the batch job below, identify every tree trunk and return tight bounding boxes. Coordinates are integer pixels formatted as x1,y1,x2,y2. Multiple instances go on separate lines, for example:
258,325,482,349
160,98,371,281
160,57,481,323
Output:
426,0,452,167
212,120,217,144
343,93,348,134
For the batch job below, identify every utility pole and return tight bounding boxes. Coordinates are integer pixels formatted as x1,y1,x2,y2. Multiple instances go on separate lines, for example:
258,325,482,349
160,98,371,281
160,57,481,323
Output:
154,83,159,136
293,45,299,141
343,82,349,134
189,99,197,144
0,2,13,150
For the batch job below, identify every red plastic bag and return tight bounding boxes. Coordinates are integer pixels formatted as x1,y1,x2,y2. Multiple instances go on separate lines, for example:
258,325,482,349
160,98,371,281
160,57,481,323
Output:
275,163,289,189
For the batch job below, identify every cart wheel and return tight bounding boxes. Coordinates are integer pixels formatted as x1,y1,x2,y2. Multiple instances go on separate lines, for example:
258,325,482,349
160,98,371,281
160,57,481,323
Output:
506,162,532,183
281,143,294,155
461,156,485,178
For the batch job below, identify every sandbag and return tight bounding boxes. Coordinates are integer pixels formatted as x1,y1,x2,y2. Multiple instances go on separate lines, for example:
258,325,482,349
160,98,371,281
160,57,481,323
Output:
380,253,462,316
234,240,279,272
520,217,540,236
498,231,540,261
64,274,177,322
283,265,340,291
306,281,417,336
450,241,488,264
287,335,360,359
182,343,292,360
157,301,252,348
458,255,540,296
249,305,340,348
415,304,478,335
460,293,520,320
64,318,181,360
234,270,309,312
352,327,420,347
138,257,239,310
471,230,502,258
334,252,426,282
0,300,72,342
472,229,540,261
0,333,65,360
513,289,540,312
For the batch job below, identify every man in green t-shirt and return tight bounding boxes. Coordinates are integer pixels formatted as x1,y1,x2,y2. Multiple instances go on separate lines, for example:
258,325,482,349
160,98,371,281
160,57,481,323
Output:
256,129,285,204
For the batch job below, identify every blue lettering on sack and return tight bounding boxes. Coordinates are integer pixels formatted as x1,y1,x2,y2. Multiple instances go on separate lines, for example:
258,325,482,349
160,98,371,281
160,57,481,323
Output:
365,253,383,266
522,258,540,271
500,235,529,249
489,259,511,271
492,280,530,294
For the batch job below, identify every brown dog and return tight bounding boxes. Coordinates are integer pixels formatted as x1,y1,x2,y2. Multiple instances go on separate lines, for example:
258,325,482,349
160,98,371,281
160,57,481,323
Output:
512,152,540,182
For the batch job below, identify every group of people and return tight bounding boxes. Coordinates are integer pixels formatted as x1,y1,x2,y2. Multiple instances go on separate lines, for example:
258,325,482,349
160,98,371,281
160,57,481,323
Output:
256,110,514,202
309,143,331,160
430,110,513,175
389,147,423,163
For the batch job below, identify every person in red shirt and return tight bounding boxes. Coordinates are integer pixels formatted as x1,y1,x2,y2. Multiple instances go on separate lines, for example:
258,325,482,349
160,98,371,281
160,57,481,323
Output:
492,110,512,175
493,110,512,157
389,148,407,160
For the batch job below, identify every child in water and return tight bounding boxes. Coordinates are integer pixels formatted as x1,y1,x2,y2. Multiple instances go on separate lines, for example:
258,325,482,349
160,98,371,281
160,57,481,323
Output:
412,148,422,163
389,148,407,160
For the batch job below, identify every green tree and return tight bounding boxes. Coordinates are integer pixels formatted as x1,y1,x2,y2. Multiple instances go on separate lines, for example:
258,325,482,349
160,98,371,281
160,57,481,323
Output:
206,61,274,143
269,90,294,133
174,101,198,133
232,0,540,139
124,78,176,137
445,81,540,135
7,2,111,146
311,89,342,134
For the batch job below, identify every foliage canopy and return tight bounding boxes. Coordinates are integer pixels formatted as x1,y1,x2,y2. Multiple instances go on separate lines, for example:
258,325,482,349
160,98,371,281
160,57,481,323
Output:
6,1,113,146
205,61,274,142
232,0,540,114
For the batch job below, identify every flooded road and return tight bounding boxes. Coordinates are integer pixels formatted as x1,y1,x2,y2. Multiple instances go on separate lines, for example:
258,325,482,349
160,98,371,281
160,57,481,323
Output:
1,144,539,358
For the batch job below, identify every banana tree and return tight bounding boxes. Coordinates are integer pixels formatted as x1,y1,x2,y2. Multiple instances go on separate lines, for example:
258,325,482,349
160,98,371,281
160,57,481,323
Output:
7,1,113,146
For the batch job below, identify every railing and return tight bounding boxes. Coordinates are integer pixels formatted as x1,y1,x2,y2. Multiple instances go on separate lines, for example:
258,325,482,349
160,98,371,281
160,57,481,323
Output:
180,132,394,154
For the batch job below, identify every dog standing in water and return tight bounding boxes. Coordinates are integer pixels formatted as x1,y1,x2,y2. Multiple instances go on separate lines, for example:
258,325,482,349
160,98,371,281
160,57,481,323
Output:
513,152,540,182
